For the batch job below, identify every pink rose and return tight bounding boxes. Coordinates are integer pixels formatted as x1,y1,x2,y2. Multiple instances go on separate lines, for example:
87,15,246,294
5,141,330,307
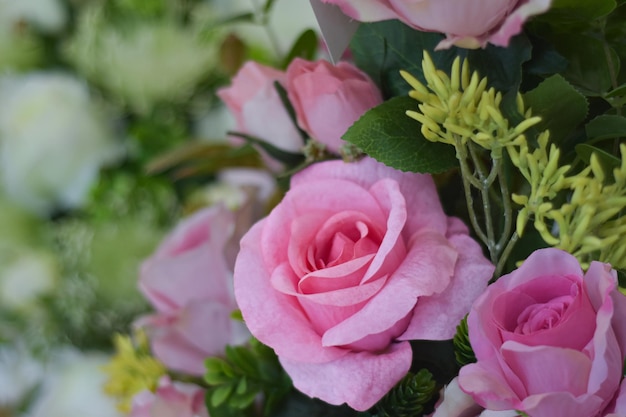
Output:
286,58,382,154
217,61,304,154
233,157,494,410
321,0,552,49
458,248,626,417
129,376,208,417
136,205,249,376
429,378,518,417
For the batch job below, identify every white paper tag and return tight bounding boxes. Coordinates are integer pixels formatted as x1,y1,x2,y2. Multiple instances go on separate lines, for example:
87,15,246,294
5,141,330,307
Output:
309,0,360,64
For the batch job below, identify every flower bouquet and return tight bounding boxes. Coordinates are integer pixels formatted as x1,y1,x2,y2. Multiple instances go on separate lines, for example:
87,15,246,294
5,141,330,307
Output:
3,0,626,416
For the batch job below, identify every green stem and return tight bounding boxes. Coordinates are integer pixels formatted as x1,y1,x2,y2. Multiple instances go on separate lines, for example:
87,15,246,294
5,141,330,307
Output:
455,140,489,247
468,143,498,263
249,0,283,58
494,231,519,279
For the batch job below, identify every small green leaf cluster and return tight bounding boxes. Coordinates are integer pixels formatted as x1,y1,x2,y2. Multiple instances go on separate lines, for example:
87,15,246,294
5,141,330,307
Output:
204,338,292,417
453,315,476,367
373,369,437,417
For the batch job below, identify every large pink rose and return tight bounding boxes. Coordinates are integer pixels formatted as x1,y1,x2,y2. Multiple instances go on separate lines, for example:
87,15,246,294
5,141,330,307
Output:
321,0,552,49
458,248,626,417
136,205,249,376
129,376,209,417
233,157,494,411
217,61,303,153
286,58,382,154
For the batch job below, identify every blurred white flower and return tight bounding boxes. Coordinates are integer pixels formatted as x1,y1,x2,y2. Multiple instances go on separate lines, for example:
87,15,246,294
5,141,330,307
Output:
66,5,218,114
28,349,123,417
0,346,43,408
0,248,58,312
0,0,67,33
0,72,121,215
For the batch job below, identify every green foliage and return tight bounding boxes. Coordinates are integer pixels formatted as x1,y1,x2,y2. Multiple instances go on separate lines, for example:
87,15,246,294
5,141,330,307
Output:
585,114,626,143
373,369,437,417
453,315,476,367
281,29,319,68
523,74,588,144
350,21,457,98
204,339,292,417
342,96,457,173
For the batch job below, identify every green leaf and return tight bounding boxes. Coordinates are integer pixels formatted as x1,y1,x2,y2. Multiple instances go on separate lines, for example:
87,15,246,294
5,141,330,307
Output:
350,20,461,98
211,384,234,407
466,34,532,93
205,358,236,385
453,315,476,366
343,96,457,173
228,131,305,167
263,0,277,14
226,345,260,378
549,34,620,96
585,114,626,143
575,144,622,172
282,29,318,68
524,74,588,144
541,0,616,22
374,369,437,417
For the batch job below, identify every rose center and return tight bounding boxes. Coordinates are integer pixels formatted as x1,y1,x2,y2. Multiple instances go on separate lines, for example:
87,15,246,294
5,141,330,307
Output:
308,219,381,271
514,295,572,334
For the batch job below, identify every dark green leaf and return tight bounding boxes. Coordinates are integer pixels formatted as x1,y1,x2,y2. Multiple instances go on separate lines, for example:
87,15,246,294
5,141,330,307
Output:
282,29,318,68
453,315,476,366
375,369,437,417
273,81,309,142
343,96,457,173
575,144,622,172
549,34,620,96
230,389,258,409
585,114,626,142
228,131,305,167
225,345,260,378
466,34,532,93
524,74,588,144
541,0,616,22
350,20,460,98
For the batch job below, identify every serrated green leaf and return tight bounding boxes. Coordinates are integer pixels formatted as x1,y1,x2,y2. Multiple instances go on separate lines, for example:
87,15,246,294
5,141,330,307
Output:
350,20,460,98
524,74,588,144
575,144,622,173
585,115,626,143
342,96,457,173
211,384,234,407
282,29,318,68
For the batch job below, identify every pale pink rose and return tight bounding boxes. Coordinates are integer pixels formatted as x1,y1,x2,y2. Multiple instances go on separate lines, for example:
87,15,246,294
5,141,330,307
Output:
217,61,304,153
129,376,209,417
136,205,249,376
458,248,626,417
321,0,552,49
233,157,494,411
286,58,382,154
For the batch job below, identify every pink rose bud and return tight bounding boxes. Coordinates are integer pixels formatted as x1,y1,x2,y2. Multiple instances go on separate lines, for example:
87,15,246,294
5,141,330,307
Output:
136,205,249,376
217,61,304,154
321,0,552,49
129,376,209,417
459,248,626,417
233,157,493,411
286,58,383,154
